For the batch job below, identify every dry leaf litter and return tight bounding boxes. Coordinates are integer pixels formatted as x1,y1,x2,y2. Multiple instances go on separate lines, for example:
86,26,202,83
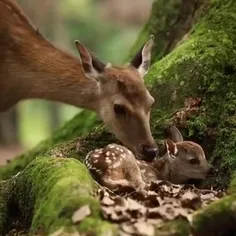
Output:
98,180,224,236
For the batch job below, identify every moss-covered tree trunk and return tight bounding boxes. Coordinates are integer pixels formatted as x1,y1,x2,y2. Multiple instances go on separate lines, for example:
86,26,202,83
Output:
1,0,236,235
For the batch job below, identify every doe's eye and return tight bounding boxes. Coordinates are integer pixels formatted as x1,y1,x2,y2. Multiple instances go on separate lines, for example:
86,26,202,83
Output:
114,104,126,116
189,158,199,165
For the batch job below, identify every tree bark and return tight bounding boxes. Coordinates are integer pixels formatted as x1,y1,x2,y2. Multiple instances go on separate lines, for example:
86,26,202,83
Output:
0,0,236,234
128,0,206,62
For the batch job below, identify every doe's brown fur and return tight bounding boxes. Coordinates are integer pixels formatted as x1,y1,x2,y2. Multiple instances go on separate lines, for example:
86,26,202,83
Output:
0,0,158,161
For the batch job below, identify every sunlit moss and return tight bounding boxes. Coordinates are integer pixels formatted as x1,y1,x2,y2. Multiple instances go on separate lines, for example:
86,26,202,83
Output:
0,157,116,235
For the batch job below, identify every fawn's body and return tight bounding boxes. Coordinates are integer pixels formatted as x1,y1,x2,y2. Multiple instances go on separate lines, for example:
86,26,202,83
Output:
0,0,158,161
85,127,214,191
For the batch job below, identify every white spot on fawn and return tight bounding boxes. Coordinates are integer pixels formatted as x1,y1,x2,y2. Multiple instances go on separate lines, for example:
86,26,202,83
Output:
141,170,146,174
106,151,110,156
93,154,100,158
127,150,132,155
120,154,125,159
113,161,121,168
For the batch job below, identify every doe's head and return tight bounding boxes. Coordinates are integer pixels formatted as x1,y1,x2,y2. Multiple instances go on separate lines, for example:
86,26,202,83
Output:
75,36,158,162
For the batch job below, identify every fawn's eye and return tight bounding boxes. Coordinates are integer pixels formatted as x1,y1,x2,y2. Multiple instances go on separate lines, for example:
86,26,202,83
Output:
189,158,199,165
114,104,126,116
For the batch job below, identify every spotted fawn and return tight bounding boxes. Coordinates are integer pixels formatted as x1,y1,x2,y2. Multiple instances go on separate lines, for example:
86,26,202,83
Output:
84,127,215,191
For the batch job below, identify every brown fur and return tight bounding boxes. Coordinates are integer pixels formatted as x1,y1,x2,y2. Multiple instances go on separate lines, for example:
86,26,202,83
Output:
0,0,157,160
84,144,145,191
84,128,212,192
139,128,212,184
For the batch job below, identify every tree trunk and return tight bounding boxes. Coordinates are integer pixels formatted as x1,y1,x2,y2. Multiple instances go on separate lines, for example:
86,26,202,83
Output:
128,0,206,62
0,0,236,235
0,108,19,145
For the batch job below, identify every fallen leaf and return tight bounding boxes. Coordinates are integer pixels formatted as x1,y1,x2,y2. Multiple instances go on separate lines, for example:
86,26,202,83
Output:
181,190,201,210
134,221,155,236
102,196,115,206
72,205,91,223
96,177,224,236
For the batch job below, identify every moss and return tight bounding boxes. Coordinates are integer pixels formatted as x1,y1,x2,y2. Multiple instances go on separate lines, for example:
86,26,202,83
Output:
192,194,236,236
153,193,236,236
128,0,204,63
145,0,236,188
155,219,190,236
78,217,118,236
0,0,236,233
128,0,184,62
227,173,236,194
0,157,116,235
0,180,14,233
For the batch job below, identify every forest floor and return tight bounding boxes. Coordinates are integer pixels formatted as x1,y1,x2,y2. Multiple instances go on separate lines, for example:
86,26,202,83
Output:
0,145,24,166
95,181,224,235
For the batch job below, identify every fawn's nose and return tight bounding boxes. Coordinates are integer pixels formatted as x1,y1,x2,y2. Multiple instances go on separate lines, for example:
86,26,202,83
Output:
140,144,158,162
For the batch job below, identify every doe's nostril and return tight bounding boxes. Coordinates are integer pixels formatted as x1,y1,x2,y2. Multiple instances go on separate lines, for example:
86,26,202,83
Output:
141,144,158,161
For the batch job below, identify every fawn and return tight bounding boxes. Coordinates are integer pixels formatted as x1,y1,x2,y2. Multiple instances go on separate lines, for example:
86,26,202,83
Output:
139,126,215,184
84,127,215,191
84,144,146,192
0,0,157,161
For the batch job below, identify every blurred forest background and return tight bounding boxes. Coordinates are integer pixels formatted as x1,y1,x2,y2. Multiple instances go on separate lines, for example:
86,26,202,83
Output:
0,0,153,164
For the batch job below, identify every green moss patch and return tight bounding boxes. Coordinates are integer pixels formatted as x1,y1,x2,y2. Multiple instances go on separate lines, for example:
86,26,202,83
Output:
0,157,116,235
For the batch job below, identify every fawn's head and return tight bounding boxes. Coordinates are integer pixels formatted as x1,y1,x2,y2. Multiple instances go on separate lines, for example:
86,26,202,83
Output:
164,126,214,184
75,36,157,161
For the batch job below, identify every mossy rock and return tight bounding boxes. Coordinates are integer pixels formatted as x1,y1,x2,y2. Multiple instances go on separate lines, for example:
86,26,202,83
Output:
0,156,117,235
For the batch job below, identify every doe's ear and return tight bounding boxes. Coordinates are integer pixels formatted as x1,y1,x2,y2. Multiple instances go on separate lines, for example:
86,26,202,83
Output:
75,40,106,81
129,35,154,78
165,139,178,155
164,126,184,143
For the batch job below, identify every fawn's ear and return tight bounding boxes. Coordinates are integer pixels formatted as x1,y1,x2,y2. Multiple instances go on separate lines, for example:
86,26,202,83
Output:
165,139,178,155
129,35,154,78
75,40,106,82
